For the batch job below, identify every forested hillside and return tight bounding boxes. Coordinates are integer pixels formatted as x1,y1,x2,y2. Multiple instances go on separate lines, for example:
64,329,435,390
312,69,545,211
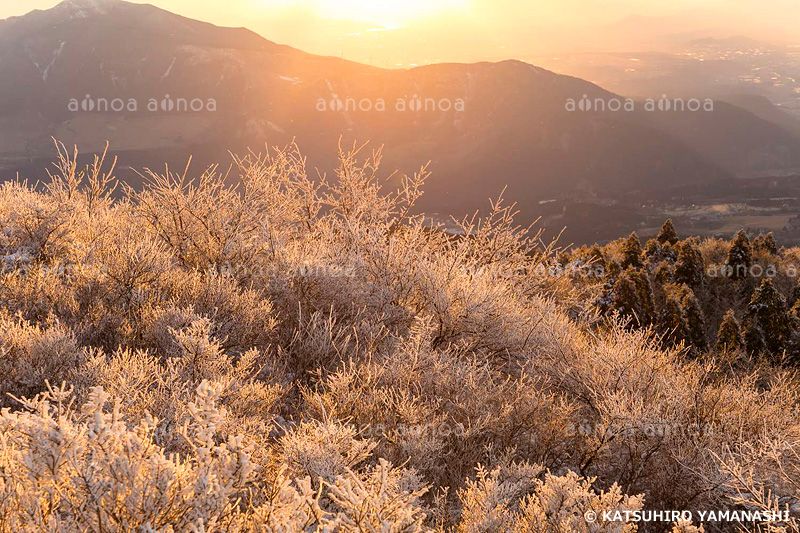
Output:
569,220,800,364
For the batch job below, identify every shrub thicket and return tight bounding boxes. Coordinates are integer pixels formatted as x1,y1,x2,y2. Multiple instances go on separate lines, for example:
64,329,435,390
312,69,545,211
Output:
0,142,797,532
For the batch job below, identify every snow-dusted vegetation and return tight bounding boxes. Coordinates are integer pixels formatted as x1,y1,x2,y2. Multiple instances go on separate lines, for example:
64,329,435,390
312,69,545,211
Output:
0,142,796,532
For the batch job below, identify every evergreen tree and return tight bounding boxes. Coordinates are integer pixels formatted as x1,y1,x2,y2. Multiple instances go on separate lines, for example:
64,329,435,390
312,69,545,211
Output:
789,283,800,309
612,267,654,326
654,263,674,285
587,245,606,267
681,289,707,352
786,300,800,365
585,244,606,278
745,279,791,357
792,299,800,320
764,232,778,255
658,284,707,353
785,330,800,366
606,260,621,279
631,268,655,324
726,230,752,280
644,238,661,259
674,238,705,289
752,233,766,253
657,219,679,245
620,232,643,269
715,309,742,352
742,316,765,356
660,290,690,348
611,271,639,324
752,232,778,255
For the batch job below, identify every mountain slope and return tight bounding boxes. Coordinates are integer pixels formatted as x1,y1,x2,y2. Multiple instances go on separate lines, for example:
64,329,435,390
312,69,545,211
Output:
1,0,799,232
716,94,800,139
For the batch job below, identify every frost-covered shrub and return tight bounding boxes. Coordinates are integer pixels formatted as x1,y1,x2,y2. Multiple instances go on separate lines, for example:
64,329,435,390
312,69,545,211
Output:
0,381,254,531
0,382,431,532
160,271,277,355
0,264,77,323
528,321,800,514
279,420,377,484
457,461,643,533
0,182,70,261
0,142,798,531
709,436,800,533
303,319,577,490
0,313,81,401
78,318,285,454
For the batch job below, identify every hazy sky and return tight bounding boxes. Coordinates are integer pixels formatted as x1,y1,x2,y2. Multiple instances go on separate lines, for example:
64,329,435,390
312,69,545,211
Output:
0,0,748,25
2,0,798,65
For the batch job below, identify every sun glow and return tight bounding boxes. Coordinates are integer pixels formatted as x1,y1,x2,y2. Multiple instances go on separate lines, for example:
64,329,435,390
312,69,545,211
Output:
274,0,469,27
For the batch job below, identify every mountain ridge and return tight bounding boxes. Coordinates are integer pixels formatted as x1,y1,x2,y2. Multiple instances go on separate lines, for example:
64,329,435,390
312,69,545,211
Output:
1,0,799,243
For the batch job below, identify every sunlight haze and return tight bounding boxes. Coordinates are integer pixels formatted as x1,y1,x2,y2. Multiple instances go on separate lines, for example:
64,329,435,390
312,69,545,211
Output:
2,0,800,66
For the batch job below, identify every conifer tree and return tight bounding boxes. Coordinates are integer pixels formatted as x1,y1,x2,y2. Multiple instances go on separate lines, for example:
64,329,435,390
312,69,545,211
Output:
681,289,707,352
606,260,621,279
584,244,606,278
789,283,800,309
674,238,705,289
742,316,765,356
654,263,674,285
764,232,778,255
752,233,766,253
786,307,800,366
745,279,791,356
726,230,752,280
660,291,690,348
785,331,800,366
644,238,661,259
658,284,707,353
587,244,606,267
631,268,655,323
611,271,639,324
620,232,643,269
612,267,654,326
716,309,742,352
753,232,778,255
792,299,800,320
657,219,679,245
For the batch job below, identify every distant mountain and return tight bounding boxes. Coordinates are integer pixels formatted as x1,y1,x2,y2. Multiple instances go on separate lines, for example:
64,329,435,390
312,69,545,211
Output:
716,94,800,139
591,11,794,52
645,99,800,177
2,0,800,237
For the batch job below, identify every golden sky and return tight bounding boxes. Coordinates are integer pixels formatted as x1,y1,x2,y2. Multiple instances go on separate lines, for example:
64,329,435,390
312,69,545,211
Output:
2,0,798,66
0,0,705,26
